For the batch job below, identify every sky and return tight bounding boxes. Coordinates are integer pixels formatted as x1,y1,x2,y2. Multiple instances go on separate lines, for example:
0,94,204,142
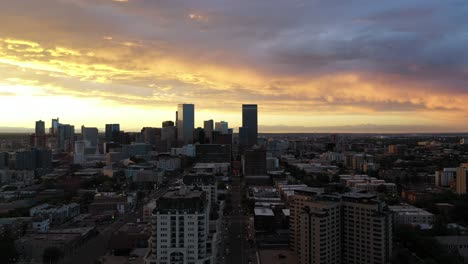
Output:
0,0,467,133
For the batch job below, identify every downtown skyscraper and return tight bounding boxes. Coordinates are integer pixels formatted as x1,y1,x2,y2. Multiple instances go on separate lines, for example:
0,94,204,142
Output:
177,104,195,144
240,104,258,148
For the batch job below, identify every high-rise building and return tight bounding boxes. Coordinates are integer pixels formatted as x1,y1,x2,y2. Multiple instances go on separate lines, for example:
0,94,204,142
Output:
456,164,468,194
81,126,99,147
146,188,215,264
50,118,59,136
240,104,258,147
214,121,229,134
58,124,74,151
341,193,392,264
162,121,174,128
141,127,161,145
105,124,120,142
298,196,341,264
34,120,46,148
161,121,177,141
291,191,393,264
177,104,195,144
242,148,266,176
204,120,214,143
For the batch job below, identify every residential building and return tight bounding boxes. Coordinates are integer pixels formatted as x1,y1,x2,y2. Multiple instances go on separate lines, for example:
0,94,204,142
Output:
146,188,215,264
456,164,468,194
290,191,392,264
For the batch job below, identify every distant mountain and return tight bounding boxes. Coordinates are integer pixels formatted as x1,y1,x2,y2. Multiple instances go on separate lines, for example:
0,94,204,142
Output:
0,127,34,133
258,124,464,134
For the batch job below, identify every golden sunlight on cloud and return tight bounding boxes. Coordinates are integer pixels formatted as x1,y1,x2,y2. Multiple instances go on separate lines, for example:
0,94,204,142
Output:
1,36,467,131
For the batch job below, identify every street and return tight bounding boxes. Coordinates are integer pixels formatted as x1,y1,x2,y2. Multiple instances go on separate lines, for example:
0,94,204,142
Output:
225,175,257,264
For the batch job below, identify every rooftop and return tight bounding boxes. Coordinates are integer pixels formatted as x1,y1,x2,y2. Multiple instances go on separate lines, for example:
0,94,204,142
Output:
254,207,275,217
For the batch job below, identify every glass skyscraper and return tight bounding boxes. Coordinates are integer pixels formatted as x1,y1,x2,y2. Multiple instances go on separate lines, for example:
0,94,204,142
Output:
240,104,258,147
177,104,195,144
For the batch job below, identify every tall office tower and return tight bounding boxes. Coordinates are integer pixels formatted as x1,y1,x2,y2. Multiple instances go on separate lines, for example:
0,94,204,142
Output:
341,193,392,264
58,124,74,151
50,118,59,136
146,188,214,264
240,104,258,148
34,120,46,148
456,164,468,194
177,104,195,144
162,121,175,128
214,121,229,134
105,124,120,142
203,120,214,143
81,126,99,147
291,191,392,264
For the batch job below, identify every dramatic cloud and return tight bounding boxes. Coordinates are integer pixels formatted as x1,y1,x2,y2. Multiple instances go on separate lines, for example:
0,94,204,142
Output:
0,0,467,131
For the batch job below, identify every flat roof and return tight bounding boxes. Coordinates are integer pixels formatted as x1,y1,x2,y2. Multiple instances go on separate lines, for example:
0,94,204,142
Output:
254,207,275,217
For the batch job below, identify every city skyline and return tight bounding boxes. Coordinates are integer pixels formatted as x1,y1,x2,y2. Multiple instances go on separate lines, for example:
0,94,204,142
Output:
1,0,468,132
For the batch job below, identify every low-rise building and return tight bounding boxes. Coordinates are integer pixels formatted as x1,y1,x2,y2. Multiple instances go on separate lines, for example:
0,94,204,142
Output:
389,205,434,228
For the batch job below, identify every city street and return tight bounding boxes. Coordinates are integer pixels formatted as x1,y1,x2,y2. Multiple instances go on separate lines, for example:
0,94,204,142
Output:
225,175,257,264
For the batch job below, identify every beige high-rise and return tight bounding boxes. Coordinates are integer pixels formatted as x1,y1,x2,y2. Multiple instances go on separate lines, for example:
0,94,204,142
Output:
456,164,468,194
290,191,392,264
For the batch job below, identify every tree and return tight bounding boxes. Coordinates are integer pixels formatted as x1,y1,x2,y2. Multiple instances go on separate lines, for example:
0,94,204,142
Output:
42,247,64,264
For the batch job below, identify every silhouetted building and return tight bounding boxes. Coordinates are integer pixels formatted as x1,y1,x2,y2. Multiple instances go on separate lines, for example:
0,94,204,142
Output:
240,104,258,148
196,144,231,163
193,127,206,144
50,118,59,136
215,121,229,134
58,124,75,151
177,104,195,144
81,126,98,147
141,127,161,146
212,131,232,145
105,124,120,142
242,148,266,176
204,120,214,143
34,120,46,148
162,121,174,128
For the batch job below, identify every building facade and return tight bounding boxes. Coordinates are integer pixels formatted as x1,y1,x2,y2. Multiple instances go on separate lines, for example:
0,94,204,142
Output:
177,104,195,145
146,189,214,264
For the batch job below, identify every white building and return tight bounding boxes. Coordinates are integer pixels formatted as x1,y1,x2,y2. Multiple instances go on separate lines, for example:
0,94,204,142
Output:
146,189,216,264
183,174,217,210
389,205,434,228
435,168,457,187
32,218,50,233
